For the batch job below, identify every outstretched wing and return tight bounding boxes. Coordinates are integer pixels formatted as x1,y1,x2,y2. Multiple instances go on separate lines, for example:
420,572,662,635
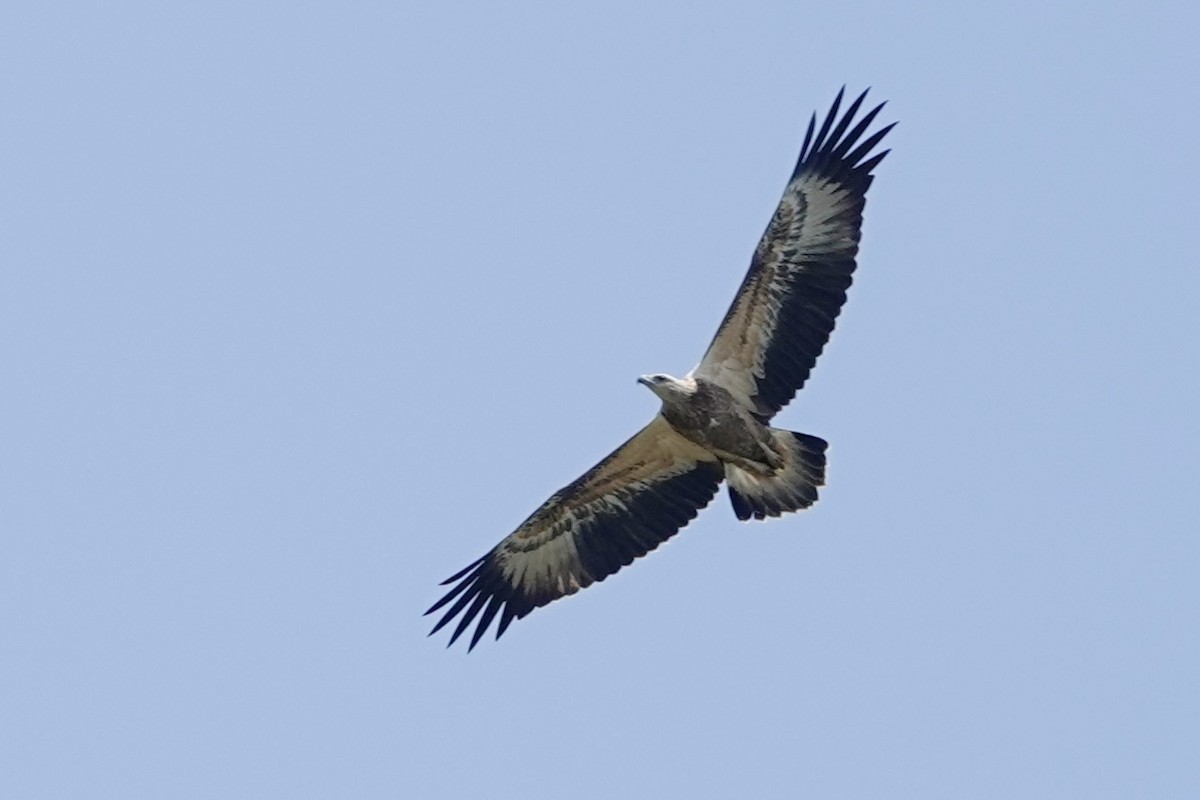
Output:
693,88,894,419
426,416,723,650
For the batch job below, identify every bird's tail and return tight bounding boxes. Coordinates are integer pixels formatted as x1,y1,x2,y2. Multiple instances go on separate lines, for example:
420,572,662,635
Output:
725,430,827,521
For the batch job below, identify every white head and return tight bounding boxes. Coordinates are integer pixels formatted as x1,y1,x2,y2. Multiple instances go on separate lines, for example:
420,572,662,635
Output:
637,373,697,406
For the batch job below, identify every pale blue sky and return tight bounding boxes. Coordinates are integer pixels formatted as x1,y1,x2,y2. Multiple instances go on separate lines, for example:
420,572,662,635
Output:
3,2,1197,798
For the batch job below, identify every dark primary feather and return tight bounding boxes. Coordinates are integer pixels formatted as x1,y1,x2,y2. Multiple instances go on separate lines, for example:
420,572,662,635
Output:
695,87,895,419
426,418,723,650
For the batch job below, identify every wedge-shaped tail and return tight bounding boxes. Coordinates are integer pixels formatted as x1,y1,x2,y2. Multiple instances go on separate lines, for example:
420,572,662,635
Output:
726,430,828,521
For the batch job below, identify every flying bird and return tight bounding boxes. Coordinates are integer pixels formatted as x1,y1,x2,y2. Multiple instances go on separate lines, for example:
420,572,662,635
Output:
427,88,894,650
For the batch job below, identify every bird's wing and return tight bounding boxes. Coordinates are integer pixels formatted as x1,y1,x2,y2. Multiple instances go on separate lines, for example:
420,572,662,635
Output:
692,88,894,420
426,415,723,650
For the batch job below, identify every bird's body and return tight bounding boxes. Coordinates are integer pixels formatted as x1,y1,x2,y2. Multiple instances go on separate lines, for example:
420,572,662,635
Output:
643,374,781,474
427,88,895,649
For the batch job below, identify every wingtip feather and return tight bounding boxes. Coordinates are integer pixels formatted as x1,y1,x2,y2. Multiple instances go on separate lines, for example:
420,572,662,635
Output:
440,555,486,585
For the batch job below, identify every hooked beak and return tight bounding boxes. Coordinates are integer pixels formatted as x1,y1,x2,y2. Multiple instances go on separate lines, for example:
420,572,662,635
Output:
636,375,653,388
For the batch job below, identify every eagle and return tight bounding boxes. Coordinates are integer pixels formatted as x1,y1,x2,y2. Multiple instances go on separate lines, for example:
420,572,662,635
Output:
427,88,894,650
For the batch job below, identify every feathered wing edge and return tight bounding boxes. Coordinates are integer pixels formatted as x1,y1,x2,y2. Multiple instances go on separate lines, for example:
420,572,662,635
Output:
425,417,724,651
793,86,894,189
693,87,895,419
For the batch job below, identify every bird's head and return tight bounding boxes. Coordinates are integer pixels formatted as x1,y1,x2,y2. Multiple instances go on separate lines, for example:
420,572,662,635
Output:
637,373,696,405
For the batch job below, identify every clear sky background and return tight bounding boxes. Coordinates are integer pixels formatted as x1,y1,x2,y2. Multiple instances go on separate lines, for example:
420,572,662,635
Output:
3,2,1197,798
